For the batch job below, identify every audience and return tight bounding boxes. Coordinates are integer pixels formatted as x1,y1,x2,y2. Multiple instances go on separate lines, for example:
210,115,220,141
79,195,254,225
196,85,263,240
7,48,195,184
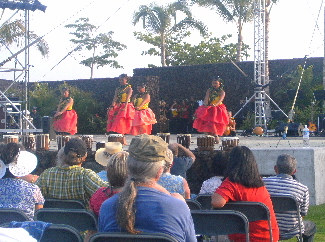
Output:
98,134,196,242
0,143,44,220
263,154,316,241
199,151,228,194
158,149,191,199
89,151,129,216
95,142,123,182
35,138,108,208
211,146,279,242
168,142,196,179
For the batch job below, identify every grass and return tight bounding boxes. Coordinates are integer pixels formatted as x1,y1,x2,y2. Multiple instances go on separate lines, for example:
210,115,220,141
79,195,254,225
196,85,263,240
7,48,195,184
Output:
279,204,325,241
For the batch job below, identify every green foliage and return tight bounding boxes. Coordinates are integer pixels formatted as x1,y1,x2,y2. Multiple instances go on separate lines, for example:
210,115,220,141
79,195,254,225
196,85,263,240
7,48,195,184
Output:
239,111,254,130
29,83,57,116
65,18,127,77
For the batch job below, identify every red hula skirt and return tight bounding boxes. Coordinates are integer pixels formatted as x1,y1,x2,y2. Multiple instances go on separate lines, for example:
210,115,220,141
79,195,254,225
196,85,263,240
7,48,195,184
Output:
129,108,157,135
53,110,78,135
106,103,135,134
193,104,229,136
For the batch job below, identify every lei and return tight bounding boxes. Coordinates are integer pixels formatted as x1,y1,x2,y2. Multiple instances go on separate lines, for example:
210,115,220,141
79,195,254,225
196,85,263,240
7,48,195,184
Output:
116,84,131,102
134,92,148,107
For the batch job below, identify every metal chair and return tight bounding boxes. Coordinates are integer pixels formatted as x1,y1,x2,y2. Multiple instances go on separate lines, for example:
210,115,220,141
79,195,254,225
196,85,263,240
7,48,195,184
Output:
0,208,30,225
191,210,249,242
88,232,178,242
34,208,97,232
270,194,303,242
195,194,212,210
214,201,273,241
40,224,83,242
43,199,85,209
185,199,202,210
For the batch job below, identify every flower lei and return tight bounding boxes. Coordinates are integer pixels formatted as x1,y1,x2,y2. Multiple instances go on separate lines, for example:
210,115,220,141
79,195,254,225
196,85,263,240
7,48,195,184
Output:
209,84,224,101
116,84,131,102
134,92,148,107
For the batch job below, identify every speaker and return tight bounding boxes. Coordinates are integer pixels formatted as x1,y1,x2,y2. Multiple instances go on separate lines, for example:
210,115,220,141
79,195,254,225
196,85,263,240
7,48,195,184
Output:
276,122,302,136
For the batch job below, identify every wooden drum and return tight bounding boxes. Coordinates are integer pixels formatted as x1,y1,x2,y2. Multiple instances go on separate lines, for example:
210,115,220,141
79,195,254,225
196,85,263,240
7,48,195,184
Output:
197,135,215,151
221,137,239,151
177,134,191,148
56,135,71,150
107,134,124,145
156,133,170,144
3,135,19,144
81,135,93,153
21,134,35,150
35,134,49,151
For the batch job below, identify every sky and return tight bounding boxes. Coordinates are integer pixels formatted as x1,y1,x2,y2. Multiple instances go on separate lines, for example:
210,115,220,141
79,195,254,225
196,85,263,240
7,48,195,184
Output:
0,0,324,82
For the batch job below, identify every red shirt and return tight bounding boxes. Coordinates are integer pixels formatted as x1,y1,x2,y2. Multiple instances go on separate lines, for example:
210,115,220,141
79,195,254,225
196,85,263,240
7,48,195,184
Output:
215,178,279,242
89,187,119,216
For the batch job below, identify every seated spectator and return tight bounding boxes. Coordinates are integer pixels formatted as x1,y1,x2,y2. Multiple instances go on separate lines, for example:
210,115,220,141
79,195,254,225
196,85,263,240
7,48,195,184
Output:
199,151,228,194
0,143,44,220
168,143,196,179
158,149,191,199
35,138,108,208
212,146,279,242
99,134,196,242
95,142,123,182
89,151,129,216
263,154,316,241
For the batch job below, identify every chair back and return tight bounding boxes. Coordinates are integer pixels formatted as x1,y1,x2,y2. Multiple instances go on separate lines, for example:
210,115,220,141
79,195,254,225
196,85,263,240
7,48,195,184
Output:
44,199,85,209
195,195,212,210
214,201,273,241
88,232,178,242
185,199,202,210
0,208,29,225
270,194,303,241
34,208,97,232
40,224,83,242
191,210,249,242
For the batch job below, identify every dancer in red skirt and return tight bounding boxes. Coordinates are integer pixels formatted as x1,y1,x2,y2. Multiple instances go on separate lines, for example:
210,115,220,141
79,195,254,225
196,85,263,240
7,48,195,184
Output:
107,74,135,135
129,83,157,135
193,77,229,143
53,87,78,135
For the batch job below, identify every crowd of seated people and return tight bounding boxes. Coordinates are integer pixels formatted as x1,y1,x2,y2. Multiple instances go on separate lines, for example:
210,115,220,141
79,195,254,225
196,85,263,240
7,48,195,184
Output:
0,135,317,242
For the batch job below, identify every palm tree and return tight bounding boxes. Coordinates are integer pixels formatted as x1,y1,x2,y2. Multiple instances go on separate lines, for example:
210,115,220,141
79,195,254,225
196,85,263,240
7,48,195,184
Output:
188,0,254,62
133,1,208,67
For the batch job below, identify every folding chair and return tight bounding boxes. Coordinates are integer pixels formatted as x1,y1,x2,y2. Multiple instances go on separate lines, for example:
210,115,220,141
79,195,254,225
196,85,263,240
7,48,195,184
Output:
88,232,178,242
34,208,97,232
214,201,273,241
195,194,212,210
191,210,249,242
0,208,30,224
186,199,202,210
40,224,83,242
43,199,85,209
270,194,303,242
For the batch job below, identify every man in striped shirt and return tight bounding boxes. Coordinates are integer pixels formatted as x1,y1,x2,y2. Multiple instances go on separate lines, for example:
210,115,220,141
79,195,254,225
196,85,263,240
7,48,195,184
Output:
263,154,316,242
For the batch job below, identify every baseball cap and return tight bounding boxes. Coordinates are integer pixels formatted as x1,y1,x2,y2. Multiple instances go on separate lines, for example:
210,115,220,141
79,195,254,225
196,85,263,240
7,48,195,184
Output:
64,138,87,157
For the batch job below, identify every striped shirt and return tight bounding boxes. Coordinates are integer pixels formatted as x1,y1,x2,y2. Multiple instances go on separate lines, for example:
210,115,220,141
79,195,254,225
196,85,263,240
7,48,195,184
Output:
263,174,309,239
35,165,108,208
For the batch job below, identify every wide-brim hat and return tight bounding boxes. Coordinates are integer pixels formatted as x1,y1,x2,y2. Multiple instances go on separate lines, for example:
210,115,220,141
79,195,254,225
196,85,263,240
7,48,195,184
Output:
95,142,123,166
0,151,38,178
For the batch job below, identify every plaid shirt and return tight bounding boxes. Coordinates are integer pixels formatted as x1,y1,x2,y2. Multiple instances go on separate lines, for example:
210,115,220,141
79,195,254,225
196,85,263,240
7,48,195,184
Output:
35,165,108,207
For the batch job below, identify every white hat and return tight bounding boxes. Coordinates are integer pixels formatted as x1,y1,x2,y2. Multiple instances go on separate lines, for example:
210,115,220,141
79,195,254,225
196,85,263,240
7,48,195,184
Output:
95,142,123,166
0,151,37,178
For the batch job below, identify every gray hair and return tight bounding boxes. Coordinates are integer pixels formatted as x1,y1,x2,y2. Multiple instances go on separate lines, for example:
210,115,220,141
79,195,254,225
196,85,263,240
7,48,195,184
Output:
276,154,297,175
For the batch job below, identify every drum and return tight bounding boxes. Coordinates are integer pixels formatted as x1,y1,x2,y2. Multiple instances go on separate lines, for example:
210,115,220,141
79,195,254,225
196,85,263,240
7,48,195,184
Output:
107,134,124,145
197,135,215,151
81,135,93,153
221,137,239,151
3,135,19,144
156,133,170,144
96,141,106,151
56,135,71,150
21,135,35,150
177,134,191,148
35,134,49,151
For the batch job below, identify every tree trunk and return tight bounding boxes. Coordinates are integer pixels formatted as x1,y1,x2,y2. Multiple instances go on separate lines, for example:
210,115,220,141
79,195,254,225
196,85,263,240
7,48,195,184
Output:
160,32,167,67
236,19,243,62
90,45,96,79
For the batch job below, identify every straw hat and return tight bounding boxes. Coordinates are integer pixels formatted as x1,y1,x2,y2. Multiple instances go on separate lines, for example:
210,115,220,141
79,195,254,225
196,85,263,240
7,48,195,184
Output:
95,142,123,166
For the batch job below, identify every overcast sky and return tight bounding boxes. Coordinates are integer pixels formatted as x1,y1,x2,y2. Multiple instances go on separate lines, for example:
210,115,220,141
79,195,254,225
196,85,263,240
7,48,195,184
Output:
0,0,324,82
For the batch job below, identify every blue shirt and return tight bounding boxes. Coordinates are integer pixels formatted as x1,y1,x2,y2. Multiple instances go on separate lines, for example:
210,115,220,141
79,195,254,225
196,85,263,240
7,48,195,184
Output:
97,170,108,182
98,186,196,242
158,173,185,196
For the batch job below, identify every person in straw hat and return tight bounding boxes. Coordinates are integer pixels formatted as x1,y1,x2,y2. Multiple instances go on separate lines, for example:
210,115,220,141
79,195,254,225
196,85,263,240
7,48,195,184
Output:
98,134,196,242
95,142,123,182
